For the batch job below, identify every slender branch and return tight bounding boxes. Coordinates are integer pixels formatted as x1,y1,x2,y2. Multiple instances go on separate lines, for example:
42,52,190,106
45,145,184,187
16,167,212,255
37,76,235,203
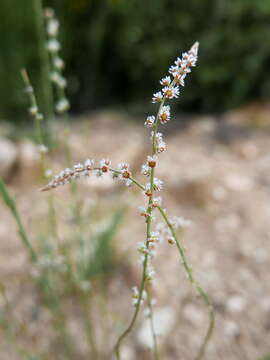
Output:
147,288,160,360
157,206,215,360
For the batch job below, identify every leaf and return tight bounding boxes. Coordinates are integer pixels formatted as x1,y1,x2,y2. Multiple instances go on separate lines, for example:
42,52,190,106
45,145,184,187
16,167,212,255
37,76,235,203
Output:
86,208,124,277
0,178,37,262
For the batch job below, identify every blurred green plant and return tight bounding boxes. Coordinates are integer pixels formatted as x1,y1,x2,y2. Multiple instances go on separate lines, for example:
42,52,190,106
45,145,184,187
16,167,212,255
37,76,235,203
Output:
0,176,124,358
1,0,270,122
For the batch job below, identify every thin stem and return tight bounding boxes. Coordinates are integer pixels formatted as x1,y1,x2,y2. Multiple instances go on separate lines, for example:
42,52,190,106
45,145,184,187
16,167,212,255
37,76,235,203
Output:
33,0,54,120
114,252,149,359
114,90,167,359
157,206,215,360
147,288,160,360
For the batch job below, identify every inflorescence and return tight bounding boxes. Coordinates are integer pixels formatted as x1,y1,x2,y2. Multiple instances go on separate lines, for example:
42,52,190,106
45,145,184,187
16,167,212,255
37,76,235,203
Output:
40,41,214,360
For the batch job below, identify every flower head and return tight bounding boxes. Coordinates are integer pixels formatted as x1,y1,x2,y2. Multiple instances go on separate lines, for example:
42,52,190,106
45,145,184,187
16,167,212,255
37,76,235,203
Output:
159,105,171,124
152,91,163,103
144,115,155,128
162,86,179,99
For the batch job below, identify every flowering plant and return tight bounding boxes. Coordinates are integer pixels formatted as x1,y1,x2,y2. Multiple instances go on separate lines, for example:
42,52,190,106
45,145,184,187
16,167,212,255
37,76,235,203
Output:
40,41,215,360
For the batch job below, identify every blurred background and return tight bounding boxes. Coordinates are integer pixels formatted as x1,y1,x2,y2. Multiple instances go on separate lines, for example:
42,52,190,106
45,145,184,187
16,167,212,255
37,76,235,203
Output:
1,1,270,360
1,0,270,122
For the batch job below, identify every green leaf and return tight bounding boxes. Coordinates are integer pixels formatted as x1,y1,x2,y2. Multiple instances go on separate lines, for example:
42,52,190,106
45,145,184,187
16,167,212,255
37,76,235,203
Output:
86,208,124,277
0,178,37,262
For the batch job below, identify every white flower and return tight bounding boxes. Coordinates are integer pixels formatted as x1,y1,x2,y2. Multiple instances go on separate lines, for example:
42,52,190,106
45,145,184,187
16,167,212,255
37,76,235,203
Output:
47,19,59,36
159,105,171,124
141,163,151,176
137,242,149,255
147,155,158,168
47,39,60,52
138,206,149,218
37,144,48,154
50,72,67,88
118,162,131,179
160,76,171,86
53,57,65,70
56,98,69,113
156,140,166,153
85,159,94,170
29,106,38,116
162,86,180,99
144,115,155,128
168,65,180,76
152,196,162,207
152,91,163,103
145,264,156,281
153,177,163,191
167,237,176,245
100,158,111,172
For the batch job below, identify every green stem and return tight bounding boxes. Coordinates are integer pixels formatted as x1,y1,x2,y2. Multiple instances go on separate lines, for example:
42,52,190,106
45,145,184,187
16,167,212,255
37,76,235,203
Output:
114,91,167,359
147,288,160,360
33,0,54,121
157,206,215,360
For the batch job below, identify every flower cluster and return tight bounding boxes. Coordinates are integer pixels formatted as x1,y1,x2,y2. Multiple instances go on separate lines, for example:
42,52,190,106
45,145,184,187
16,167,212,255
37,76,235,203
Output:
44,8,69,114
146,42,199,128
132,286,147,306
40,159,134,191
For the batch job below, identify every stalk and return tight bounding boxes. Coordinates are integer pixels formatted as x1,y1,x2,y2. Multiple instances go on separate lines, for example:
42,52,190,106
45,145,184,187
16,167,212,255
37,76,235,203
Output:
33,0,54,121
157,206,215,360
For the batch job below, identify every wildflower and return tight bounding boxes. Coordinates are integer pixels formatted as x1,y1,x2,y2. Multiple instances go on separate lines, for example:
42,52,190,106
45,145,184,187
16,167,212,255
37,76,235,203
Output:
138,206,150,218
141,163,151,176
100,159,111,172
144,183,152,197
56,98,70,113
174,73,186,86
153,178,163,191
37,144,48,154
147,155,158,168
47,19,59,36
53,57,65,70
167,237,176,245
152,196,162,207
145,264,156,281
47,39,60,52
118,163,132,179
84,159,94,170
147,232,160,246
137,242,149,255
160,76,171,87
144,115,155,128
36,113,44,121
29,106,38,116
132,287,146,306
50,72,67,88
159,105,171,124
156,140,166,153
162,86,180,99
152,91,163,103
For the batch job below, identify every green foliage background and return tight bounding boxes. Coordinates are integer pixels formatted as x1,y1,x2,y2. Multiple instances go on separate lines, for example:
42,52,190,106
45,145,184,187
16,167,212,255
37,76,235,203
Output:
1,0,270,122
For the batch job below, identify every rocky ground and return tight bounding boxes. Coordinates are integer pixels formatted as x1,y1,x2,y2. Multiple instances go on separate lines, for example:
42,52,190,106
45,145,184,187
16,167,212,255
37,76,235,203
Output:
1,105,270,359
